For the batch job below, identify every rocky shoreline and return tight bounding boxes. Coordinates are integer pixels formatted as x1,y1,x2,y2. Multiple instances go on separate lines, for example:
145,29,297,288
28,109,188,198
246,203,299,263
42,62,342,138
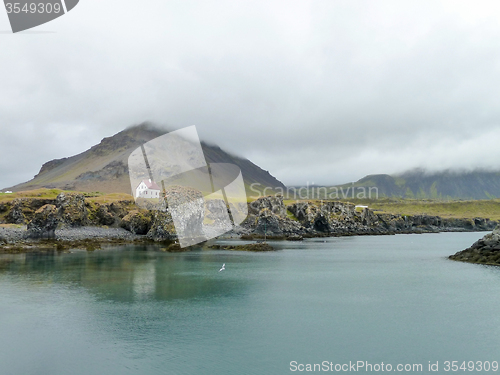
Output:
240,196,497,239
0,226,147,253
449,226,500,266
0,192,497,254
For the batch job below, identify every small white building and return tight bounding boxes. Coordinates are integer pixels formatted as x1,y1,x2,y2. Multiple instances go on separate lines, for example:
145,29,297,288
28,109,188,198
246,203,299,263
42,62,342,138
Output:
135,179,161,199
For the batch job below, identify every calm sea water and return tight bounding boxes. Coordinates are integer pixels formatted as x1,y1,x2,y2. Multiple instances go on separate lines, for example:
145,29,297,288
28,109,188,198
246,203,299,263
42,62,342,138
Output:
1,233,500,375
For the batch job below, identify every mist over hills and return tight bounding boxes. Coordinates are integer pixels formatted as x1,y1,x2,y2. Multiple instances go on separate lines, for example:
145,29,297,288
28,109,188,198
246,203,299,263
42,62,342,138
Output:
6,122,500,201
337,169,500,200
6,123,285,195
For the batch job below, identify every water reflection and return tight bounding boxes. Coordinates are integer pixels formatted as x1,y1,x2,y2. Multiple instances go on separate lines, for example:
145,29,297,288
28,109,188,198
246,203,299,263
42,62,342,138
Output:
0,245,249,302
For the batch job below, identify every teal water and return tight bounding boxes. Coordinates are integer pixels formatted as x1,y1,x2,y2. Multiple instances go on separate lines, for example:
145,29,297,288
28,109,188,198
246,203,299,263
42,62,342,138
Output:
1,233,500,374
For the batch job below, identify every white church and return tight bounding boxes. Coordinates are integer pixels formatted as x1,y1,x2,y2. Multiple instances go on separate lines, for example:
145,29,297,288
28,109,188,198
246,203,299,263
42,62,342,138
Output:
135,179,161,198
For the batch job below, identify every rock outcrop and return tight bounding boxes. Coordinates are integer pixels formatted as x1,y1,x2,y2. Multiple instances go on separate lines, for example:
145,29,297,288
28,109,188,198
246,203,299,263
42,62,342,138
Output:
210,242,275,251
120,210,152,235
244,196,304,238
4,198,54,224
27,204,59,238
449,226,500,265
2,189,498,251
163,186,205,239
56,193,89,227
94,204,116,226
6,199,26,224
242,196,498,238
146,210,177,242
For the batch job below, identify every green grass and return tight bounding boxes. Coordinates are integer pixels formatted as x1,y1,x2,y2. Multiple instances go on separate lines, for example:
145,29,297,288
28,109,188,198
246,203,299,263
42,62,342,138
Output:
87,193,134,204
367,199,500,220
4,188,500,221
0,188,134,205
0,224,24,228
0,188,65,202
282,196,500,221
286,209,299,221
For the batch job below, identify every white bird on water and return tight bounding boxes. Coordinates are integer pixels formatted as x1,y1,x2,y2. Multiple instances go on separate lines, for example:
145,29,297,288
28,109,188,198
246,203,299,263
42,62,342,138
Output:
219,263,225,272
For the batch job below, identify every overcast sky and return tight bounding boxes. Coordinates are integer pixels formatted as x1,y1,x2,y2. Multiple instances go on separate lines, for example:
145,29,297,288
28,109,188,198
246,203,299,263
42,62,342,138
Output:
1,0,500,188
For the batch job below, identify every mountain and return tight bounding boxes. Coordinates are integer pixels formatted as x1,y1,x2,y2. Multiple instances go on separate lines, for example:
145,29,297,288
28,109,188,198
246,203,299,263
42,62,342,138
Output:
7,123,285,195
337,169,500,200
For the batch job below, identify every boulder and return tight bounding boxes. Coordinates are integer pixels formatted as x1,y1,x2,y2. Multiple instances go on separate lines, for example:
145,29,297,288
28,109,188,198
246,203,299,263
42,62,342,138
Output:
0,203,9,214
163,186,205,240
55,193,88,227
95,204,116,226
146,210,177,241
3,198,56,225
27,204,58,238
250,206,304,237
254,208,284,236
120,210,151,235
248,195,287,217
5,199,26,224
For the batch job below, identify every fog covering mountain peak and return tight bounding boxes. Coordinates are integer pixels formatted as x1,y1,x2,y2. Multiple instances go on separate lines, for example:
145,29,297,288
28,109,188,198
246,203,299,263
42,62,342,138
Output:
6,123,285,195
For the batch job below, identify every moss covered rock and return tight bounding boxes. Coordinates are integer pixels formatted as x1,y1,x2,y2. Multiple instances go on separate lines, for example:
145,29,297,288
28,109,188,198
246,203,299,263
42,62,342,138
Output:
56,193,88,227
27,204,59,238
146,210,177,241
120,210,151,235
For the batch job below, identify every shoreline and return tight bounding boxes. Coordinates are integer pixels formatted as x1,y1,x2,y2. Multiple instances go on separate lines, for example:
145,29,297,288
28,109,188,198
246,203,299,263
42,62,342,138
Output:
0,226,151,253
0,224,492,254
1,192,497,255
449,226,500,266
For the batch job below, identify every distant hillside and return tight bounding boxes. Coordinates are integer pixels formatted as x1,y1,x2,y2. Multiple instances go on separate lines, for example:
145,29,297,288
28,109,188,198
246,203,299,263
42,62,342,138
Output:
337,169,500,200
6,123,285,195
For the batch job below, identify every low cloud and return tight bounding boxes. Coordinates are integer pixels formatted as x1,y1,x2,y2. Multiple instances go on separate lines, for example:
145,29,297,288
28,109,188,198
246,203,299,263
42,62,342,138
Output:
1,0,500,188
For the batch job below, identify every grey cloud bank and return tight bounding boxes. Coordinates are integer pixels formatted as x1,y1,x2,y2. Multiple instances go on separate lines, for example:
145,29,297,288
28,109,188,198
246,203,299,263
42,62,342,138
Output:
1,0,500,189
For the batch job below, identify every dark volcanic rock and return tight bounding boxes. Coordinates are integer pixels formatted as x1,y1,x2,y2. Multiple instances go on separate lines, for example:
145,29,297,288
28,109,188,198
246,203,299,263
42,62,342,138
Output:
0,202,9,214
450,226,500,265
27,204,59,238
248,195,287,217
95,204,116,226
146,210,177,242
210,242,275,251
120,210,151,235
6,199,27,224
246,196,304,237
164,186,205,239
56,193,88,227
286,200,385,235
4,198,58,225
244,196,498,239
255,208,284,236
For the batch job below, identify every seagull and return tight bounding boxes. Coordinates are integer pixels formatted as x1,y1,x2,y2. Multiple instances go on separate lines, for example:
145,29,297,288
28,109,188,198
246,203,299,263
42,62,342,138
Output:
219,263,226,272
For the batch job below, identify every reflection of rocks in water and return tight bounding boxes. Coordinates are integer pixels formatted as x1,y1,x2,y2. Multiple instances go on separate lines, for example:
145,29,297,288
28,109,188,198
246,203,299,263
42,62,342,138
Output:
133,262,156,300
0,246,248,302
